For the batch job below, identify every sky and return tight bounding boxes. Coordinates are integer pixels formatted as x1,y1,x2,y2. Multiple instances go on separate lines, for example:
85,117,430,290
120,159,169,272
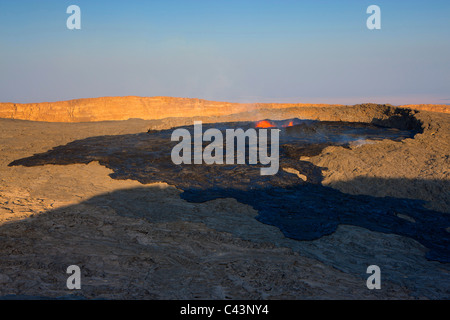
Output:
0,0,449,105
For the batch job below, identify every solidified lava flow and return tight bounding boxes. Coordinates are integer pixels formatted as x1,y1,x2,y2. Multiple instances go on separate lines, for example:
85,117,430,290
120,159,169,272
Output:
9,119,450,263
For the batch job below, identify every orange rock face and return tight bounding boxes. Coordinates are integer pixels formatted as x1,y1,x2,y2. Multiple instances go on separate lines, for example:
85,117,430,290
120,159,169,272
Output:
398,104,450,114
0,96,338,122
0,96,447,123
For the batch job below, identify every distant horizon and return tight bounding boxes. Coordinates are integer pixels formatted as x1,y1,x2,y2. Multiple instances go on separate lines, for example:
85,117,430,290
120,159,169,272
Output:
1,94,449,107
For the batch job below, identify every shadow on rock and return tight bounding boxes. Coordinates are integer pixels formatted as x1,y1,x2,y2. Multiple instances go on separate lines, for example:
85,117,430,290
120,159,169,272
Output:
7,121,447,263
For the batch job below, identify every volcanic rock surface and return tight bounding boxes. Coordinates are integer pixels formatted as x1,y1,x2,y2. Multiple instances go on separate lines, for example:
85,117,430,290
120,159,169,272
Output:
0,100,449,299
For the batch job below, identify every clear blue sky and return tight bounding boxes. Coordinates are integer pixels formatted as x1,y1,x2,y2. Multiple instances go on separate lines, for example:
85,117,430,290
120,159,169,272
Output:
0,0,449,104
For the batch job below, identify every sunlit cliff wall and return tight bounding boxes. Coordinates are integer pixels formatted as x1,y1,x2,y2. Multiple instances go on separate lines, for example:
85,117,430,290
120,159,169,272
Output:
0,96,447,122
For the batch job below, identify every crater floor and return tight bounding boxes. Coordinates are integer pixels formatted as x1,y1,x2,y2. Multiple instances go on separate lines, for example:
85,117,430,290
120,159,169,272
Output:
0,105,449,299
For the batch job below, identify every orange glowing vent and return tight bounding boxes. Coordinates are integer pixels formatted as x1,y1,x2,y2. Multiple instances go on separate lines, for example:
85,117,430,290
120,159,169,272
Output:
255,120,276,128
